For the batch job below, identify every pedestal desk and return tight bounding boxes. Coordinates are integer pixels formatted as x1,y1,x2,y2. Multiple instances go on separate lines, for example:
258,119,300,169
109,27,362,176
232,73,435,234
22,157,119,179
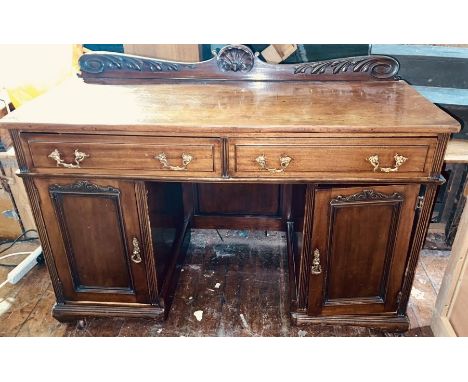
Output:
0,45,460,331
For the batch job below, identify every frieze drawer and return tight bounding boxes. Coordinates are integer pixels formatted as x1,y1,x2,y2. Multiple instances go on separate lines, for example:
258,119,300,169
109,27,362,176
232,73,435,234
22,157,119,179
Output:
21,133,222,177
228,137,438,179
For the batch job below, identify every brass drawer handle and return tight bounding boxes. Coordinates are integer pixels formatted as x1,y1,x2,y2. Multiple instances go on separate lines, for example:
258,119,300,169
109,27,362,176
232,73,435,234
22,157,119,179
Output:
255,154,292,173
367,153,408,173
156,152,193,171
311,249,322,275
131,237,142,264
48,149,89,168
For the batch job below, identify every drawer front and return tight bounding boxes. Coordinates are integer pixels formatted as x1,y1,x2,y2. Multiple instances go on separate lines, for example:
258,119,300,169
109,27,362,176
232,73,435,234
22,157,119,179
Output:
229,137,437,179
22,134,222,177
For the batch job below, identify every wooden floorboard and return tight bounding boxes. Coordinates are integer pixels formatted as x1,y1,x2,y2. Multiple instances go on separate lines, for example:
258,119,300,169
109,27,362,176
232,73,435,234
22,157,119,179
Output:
0,230,450,337
410,263,438,328
419,249,451,293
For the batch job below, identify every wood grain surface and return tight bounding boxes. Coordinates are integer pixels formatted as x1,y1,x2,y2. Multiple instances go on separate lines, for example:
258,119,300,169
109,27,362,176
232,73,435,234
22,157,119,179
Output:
229,137,437,179
0,54,460,331
0,78,459,134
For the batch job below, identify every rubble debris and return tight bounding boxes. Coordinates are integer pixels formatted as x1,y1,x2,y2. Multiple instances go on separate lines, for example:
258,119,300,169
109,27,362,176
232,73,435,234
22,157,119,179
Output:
194,310,203,321
239,313,255,336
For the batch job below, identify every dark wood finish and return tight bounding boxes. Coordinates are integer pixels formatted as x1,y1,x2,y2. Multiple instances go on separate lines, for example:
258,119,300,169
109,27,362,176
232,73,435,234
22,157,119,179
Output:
43,179,150,303
1,81,459,135
229,137,437,180
145,182,183,292
398,184,439,313
158,217,191,317
192,215,283,231
432,134,451,177
188,183,291,231
31,177,163,320
79,44,400,82
9,130,28,172
195,183,280,215
291,312,410,331
52,304,163,321
22,133,222,178
306,185,419,320
135,181,160,305
144,180,191,314
290,184,307,299
297,184,315,310
0,46,460,331
22,176,65,303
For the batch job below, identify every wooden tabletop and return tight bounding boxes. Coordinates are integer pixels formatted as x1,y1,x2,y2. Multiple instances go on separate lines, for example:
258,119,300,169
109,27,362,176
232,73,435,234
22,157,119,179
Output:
0,76,460,134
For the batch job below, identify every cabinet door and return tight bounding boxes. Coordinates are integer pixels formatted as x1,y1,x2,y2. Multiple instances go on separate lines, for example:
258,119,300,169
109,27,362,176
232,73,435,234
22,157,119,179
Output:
307,184,420,316
35,178,152,304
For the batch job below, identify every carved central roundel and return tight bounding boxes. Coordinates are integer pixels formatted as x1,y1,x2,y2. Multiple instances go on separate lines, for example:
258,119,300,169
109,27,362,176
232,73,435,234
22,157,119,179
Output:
216,45,255,73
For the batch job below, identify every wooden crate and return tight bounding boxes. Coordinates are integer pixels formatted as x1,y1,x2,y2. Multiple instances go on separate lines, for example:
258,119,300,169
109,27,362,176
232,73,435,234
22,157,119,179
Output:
432,182,468,336
123,44,200,62
0,147,36,239
261,44,297,64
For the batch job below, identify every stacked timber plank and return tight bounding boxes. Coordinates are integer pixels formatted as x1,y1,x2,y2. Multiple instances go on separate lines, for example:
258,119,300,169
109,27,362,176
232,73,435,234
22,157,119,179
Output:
371,45,468,244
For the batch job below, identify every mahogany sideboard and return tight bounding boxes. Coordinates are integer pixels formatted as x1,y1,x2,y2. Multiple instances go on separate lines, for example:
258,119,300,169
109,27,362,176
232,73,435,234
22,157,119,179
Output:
0,45,460,331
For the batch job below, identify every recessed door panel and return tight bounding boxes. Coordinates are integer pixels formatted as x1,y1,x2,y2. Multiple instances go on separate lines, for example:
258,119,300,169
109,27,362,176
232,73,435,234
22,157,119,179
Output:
35,178,152,304
56,193,132,291
327,202,398,300
307,184,420,316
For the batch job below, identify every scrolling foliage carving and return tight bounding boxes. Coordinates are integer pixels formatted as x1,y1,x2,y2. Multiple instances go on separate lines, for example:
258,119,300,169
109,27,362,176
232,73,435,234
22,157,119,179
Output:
79,44,400,82
49,180,119,195
331,189,403,204
293,56,400,79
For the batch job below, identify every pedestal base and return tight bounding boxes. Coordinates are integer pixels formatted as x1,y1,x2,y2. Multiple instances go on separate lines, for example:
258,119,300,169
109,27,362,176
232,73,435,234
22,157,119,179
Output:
291,311,410,332
52,303,165,322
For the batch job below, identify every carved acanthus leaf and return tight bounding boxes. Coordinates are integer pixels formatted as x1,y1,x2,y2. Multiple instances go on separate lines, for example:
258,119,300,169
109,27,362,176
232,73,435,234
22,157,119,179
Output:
294,56,400,79
78,44,400,82
79,53,183,74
